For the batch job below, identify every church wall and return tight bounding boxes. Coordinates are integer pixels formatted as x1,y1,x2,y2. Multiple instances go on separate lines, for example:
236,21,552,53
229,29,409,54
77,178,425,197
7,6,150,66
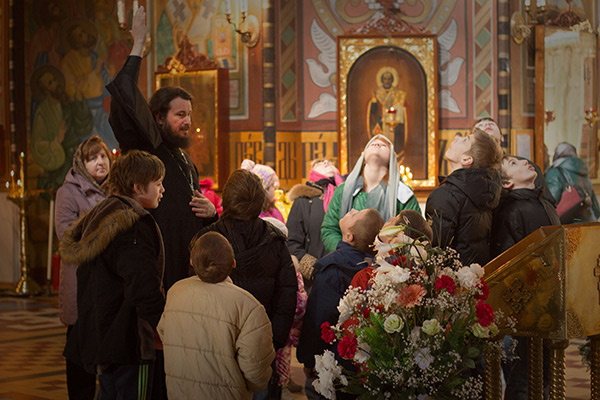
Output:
0,0,598,285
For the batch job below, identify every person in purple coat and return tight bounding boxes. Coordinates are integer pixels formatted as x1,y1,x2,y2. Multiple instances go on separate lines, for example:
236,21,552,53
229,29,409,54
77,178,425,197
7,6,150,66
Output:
54,134,112,399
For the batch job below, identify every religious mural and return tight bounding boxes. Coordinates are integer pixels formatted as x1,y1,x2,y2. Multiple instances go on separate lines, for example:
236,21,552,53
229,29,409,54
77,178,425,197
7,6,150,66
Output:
153,0,252,118
299,0,472,126
25,0,129,190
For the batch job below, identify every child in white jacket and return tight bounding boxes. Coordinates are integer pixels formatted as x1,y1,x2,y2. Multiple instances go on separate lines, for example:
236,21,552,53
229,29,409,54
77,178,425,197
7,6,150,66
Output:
158,232,275,399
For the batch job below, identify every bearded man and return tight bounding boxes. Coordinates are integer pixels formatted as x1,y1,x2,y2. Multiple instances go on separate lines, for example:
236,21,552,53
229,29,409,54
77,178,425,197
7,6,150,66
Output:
107,7,217,292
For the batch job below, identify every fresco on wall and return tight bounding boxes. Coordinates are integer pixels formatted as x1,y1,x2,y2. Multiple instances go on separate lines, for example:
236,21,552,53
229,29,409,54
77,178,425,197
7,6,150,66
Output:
153,0,250,118
26,0,129,190
298,0,493,129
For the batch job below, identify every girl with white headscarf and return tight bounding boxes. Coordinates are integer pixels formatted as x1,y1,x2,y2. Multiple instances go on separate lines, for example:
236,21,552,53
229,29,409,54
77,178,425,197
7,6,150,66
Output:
320,134,421,253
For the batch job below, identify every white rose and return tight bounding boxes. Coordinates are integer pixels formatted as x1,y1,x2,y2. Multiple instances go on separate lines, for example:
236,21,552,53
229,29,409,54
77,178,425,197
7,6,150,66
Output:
421,319,442,336
383,314,404,333
470,323,491,338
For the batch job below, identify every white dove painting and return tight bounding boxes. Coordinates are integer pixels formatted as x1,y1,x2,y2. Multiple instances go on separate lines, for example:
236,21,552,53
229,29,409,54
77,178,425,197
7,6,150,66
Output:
437,19,464,114
306,19,337,118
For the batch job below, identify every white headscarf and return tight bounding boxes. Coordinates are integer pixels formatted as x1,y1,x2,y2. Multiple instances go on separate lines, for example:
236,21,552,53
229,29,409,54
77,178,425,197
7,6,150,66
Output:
340,134,400,221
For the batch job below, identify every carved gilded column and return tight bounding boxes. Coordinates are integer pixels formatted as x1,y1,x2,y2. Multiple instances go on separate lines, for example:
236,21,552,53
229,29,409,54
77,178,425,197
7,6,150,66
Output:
528,337,544,400
548,339,568,400
591,335,600,400
484,343,502,400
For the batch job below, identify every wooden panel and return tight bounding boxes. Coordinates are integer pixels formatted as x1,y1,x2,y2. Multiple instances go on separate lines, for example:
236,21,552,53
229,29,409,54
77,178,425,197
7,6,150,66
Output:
228,131,337,189
228,131,264,174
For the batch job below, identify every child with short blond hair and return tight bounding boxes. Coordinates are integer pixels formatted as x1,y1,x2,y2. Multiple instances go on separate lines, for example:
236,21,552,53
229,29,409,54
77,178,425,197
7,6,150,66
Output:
158,231,275,400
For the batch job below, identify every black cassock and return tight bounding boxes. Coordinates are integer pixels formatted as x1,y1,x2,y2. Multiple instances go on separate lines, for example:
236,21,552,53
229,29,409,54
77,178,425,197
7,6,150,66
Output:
107,56,217,290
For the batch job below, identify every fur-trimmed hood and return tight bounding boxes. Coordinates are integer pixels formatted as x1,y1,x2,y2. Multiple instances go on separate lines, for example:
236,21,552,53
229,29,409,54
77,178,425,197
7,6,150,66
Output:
287,183,323,202
60,195,153,265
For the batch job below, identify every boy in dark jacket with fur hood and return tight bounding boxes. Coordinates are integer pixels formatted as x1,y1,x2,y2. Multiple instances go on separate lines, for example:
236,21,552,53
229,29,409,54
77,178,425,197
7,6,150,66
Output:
297,208,383,399
425,129,503,266
61,150,166,399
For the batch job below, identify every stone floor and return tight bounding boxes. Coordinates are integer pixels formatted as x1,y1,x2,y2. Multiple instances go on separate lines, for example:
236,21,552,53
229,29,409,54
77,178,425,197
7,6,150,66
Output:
0,288,591,399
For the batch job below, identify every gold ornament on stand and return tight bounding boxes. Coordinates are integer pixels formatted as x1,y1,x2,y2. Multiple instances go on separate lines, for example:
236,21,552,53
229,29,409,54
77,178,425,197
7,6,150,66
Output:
6,152,40,296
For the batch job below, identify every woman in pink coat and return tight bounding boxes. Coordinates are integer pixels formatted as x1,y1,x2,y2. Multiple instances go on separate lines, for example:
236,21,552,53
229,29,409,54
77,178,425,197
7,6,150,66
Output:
54,135,112,399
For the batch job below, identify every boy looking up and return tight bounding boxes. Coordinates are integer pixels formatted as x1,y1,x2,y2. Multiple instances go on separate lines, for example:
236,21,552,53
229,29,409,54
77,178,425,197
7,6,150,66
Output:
492,155,560,256
61,150,166,399
492,157,560,400
425,129,503,265
297,208,384,399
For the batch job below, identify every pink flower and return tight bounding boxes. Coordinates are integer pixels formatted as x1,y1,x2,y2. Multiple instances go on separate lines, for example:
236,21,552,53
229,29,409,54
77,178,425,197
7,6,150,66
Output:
434,275,456,295
476,301,494,327
337,334,358,359
397,284,426,308
320,321,336,344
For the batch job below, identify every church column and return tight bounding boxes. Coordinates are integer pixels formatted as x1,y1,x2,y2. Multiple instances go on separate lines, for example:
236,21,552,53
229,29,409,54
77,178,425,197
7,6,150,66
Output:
497,0,511,146
262,0,276,167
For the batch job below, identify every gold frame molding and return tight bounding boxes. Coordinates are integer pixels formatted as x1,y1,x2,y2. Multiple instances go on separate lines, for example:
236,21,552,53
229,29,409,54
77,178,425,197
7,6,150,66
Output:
338,35,438,189
155,69,229,189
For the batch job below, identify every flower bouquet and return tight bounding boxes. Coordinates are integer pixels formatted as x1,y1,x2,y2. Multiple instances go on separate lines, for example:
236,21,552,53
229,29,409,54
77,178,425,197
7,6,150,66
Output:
313,223,511,400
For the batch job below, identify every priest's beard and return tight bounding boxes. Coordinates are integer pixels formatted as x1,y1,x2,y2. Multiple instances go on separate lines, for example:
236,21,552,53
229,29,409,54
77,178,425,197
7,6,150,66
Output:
160,123,191,149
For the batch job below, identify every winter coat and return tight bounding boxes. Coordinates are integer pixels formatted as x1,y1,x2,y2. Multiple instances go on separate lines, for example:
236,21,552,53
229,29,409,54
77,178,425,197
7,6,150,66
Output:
425,167,502,266
55,168,107,325
199,218,298,349
286,183,326,279
158,276,275,400
491,188,561,256
545,156,600,223
321,182,421,253
107,56,217,291
60,195,165,374
296,241,371,368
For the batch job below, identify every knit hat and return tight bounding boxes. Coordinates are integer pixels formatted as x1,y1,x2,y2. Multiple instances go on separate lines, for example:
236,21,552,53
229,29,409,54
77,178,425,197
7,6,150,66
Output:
240,159,278,190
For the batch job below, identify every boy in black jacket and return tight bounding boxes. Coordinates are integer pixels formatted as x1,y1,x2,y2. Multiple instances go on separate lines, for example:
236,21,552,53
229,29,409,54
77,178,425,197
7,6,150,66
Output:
492,155,560,400
492,155,560,256
61,150,166,399
297,208,383,399
425,129,503,266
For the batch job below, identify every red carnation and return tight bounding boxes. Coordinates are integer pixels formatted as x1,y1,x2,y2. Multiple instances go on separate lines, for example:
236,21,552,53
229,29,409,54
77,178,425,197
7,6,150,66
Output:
362,307,371,320
337,334,358,360
434,275,456,295
476,301,495,327
476,279,490,300
320,321,336,344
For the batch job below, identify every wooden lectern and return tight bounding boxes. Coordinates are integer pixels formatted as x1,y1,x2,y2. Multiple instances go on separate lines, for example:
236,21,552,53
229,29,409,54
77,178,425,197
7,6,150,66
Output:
484,223,600,400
